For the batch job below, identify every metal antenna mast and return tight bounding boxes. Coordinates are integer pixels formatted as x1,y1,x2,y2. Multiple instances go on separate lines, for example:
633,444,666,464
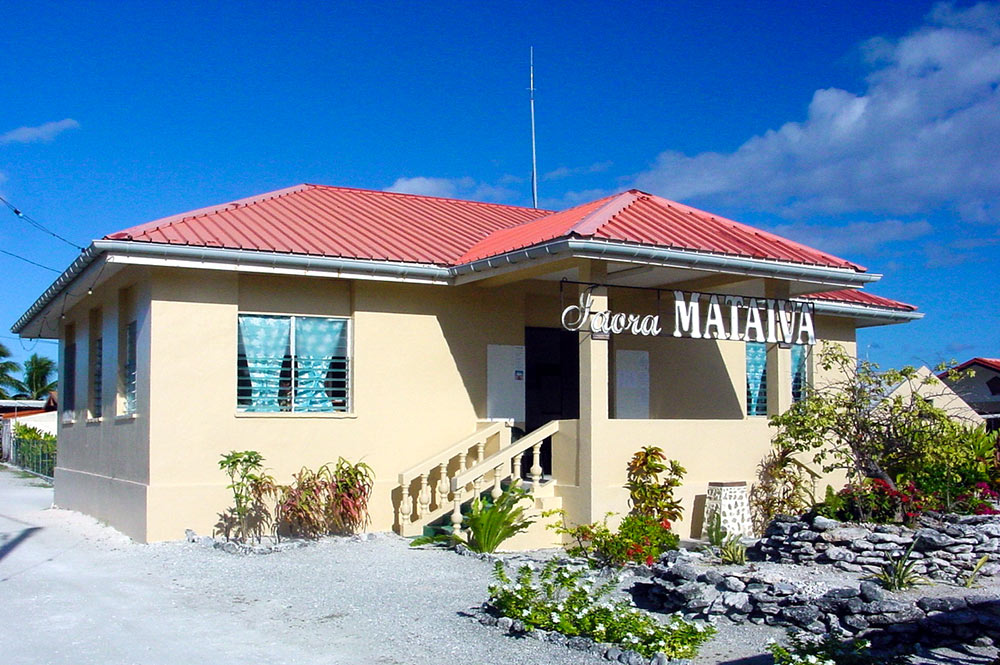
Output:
529,46,539,208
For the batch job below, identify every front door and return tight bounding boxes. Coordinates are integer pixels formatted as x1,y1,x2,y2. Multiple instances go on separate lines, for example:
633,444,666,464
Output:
523,327,580,476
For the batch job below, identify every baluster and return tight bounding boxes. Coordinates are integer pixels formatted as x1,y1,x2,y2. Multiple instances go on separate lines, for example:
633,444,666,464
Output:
451,488,464,539
399,483,411,529
416,473,430,519
457,451,468,491
475,440,485,465
512,452,524,482
530,443,543,491
436,462,449,509
491,465,504,501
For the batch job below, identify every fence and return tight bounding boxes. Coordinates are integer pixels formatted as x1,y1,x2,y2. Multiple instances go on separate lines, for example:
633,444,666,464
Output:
10,424,56,479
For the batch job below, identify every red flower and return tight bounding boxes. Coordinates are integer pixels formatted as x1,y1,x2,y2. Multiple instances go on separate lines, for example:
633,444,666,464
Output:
645,555,655,566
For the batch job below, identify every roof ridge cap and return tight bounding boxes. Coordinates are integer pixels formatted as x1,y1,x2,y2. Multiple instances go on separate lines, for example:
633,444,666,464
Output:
568,190,642,236
306,183,552,213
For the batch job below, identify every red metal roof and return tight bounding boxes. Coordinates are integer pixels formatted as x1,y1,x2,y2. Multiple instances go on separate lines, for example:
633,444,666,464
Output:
948,358,1000,373
802,289,917,311
458,190,865,272
107,185,866,273
106,184,548,266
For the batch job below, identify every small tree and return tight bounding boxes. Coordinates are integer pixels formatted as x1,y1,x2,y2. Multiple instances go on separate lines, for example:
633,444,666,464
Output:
769,343,991,503
0,343,22,399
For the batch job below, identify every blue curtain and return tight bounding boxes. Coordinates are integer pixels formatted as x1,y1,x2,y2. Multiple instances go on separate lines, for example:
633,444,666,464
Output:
791,345,807,403
294,317,346,412
746,342,767,416
238,316,290,412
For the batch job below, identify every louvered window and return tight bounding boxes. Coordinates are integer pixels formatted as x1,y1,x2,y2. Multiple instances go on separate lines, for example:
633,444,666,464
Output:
791,345,809,403
237,314,350,413
746,342,767,417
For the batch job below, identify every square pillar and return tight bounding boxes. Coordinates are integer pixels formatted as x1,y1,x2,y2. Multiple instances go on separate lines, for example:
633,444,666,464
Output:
576,261,608,522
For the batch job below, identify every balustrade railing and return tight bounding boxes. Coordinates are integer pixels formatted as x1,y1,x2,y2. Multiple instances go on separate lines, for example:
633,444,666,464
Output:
394,419,561,537
395,420,511,536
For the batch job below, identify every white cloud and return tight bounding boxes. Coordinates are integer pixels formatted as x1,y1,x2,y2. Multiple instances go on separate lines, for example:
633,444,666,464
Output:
384,176,518,203
543,161,613,181
767,219,933,256
633,3,1000,222
0,119,80,144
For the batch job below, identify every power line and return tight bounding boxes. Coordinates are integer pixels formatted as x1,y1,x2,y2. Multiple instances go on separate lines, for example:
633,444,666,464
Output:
0,248,60,273
0,194,84,250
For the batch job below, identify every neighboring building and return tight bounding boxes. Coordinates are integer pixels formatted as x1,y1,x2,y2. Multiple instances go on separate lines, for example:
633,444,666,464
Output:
11,185,922,544
0,399,46,417
942,358,1000,432
888,366,985,425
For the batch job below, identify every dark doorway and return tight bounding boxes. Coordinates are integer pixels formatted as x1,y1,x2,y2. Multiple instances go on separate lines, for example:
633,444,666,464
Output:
523,327,580,477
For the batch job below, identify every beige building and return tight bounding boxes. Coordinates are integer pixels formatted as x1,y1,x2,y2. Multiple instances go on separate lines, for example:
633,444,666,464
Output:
12,186,922,544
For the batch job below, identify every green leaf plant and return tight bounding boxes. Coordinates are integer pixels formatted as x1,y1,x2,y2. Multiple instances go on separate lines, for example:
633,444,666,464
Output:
410,481,536,553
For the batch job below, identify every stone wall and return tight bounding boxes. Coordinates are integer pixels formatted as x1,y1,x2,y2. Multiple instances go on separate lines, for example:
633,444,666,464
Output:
753,513,1000,580
638,559,1000,651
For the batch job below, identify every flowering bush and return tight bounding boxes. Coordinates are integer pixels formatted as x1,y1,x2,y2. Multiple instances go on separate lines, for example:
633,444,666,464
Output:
548,512,680,567
768,630,911,665
489,560,714,659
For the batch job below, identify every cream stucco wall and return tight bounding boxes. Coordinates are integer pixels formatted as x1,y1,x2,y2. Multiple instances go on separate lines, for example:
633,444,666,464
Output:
52,261,864,544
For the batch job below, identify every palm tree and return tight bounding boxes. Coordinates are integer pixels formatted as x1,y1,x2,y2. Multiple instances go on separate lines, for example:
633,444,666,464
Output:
0,343,22,399
19,353,58,399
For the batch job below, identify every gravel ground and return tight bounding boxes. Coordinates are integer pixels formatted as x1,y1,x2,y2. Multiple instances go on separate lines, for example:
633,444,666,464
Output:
0,466,997,665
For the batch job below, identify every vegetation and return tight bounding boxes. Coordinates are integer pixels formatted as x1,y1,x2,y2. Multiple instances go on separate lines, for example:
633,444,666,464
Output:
217,451,374,543
0,343,22,399
769,343,999,523
549,511,680,567
867,542,925,591
217,450,276,543
718,535,747,565
489,560,715,659
626,446,685,522
750,441,817,533
410,482,536,553
548,446,683,567
11,423,56,477
18,353,57,399
769,630,911,665
964,554,990,588
704,511,727,547
274,458,375,538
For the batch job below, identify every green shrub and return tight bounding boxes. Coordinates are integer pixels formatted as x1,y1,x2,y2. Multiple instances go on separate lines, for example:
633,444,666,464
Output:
867,542,925,591
489,560,714,659
704,511,727,547
626,446,685,522
411,481,536,553
719,535,747,565
12,423,56,478
275,458,375,538
769,630,911,665
217,450,276,543
548,511,679,567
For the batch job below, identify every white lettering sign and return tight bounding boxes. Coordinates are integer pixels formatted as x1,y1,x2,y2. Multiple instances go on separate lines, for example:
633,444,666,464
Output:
560,290,815,345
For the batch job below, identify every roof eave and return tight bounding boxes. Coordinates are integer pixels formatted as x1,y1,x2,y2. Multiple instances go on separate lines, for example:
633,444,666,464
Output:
451,238,879,289
800,299,924,327
12,240,453,338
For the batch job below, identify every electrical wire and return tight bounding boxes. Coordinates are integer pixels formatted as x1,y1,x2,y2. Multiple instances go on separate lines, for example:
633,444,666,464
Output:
0,194,84,250
0,248,60,272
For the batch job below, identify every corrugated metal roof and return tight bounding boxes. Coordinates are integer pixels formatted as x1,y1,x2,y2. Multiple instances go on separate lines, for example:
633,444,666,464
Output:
106,184,549,266
948,357,1000,373
106,185,868,273
802,289,917,311
458,190,866,272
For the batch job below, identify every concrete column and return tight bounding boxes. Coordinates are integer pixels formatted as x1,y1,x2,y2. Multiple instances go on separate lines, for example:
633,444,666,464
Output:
576,261,608,523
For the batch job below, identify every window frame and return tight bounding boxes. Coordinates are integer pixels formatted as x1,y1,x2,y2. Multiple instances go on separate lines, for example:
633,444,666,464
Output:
790,344,810,404
63,326,77,421
236,312,353,415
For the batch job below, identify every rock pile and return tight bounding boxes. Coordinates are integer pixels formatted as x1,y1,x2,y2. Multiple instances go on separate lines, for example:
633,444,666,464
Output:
753,513,1000,580
638,557,1000,650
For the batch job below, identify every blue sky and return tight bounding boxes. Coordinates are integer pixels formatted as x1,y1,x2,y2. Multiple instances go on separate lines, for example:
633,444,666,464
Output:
2,1,998,371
